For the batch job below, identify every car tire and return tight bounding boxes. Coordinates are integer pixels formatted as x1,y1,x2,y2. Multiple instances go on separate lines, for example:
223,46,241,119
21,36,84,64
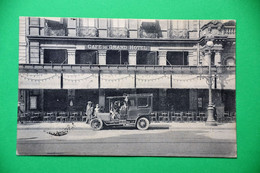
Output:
136,117,149,130
90,118,103,131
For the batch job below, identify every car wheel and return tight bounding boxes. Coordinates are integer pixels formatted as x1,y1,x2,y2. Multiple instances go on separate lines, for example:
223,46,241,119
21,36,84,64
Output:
90,118,103,131
136,117,149,130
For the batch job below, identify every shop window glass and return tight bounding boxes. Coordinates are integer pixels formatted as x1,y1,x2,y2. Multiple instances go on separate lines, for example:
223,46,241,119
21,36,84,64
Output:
76,50,97,64
166,52,188,65
44,49,67,64
137,51,158,65
106,50,128,65
30,96,37,110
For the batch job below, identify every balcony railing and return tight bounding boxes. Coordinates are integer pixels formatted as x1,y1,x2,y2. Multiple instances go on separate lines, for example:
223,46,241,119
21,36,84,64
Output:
108,27,129,38
77,27,98,37
169,29,189,39
224,26,236,36
19,64,235,74
44,26,66,36
139,29,158,38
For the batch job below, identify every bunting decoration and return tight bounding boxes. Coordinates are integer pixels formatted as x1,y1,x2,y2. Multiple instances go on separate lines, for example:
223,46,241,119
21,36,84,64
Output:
172,76,199,82
63,73,98,89
100,74,135,88
19,73,60,89
20,73,58,82
171,75,208,89
136,74,171,88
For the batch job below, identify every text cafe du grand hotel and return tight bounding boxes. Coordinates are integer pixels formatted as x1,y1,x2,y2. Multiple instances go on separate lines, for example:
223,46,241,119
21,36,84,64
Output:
18,17,236,118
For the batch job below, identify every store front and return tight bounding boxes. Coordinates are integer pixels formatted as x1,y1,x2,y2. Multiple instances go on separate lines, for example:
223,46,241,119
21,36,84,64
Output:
18,88,235,114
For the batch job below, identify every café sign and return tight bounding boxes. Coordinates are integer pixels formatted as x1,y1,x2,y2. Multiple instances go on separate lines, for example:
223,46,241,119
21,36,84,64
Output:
86,44,150,51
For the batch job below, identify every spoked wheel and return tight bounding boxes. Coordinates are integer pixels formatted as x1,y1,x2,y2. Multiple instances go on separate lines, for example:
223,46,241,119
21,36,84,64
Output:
136,117,149,130
90,118,103,131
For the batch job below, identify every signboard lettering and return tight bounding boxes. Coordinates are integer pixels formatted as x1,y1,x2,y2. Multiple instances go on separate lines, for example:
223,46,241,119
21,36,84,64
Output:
86,44,150,51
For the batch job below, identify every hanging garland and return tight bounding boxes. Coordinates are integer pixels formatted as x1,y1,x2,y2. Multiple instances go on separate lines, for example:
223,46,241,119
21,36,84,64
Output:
20,73,58,82
101,74,133,82
63,74,95,83
172,76,199,82
136,74,169,82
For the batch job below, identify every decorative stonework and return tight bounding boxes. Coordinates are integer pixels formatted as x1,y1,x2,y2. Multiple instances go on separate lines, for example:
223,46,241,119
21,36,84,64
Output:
169,29,189,39
77,27,98,37
108,27,128,38
44,26,66,36
201,20,224,36
139,29,158,38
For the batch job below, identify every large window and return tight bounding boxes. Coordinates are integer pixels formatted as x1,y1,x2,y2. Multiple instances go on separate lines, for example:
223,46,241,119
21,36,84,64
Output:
137,51,158,65
106,50,128,65
29,96,37,110
111,19,126,27
44,49,67,64
44,18,67,36
171,20,188,29
166,52,188,65
81,18,95,27
76,50,97,64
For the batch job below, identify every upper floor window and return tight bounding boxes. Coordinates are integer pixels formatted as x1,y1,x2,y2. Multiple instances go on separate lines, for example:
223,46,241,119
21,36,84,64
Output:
140,20,162,38
44,18,67,36
111,19,126,27
81,18,95,27
171,20,188,30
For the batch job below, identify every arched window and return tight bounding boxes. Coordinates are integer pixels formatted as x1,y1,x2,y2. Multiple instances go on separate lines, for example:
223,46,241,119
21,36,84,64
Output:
225,57,235,66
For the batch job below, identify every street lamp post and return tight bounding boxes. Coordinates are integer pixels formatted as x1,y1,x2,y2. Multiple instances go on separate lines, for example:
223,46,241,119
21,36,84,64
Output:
204,40,218,126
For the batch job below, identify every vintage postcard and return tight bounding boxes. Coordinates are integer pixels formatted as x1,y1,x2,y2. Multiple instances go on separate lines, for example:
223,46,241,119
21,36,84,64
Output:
17,17,236,157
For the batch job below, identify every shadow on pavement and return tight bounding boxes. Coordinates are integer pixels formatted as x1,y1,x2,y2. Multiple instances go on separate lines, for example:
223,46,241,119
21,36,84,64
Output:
101,125,170,130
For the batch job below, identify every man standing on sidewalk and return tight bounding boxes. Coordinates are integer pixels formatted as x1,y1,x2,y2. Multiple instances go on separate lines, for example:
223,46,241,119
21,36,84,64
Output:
85,101,93,124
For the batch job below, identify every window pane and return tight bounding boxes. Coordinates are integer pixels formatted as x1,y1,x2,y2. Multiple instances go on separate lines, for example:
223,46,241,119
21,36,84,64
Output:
128,99,136,106
138,98,148,107
82,18,95,27
30,96,37,109
166,52,188,65
88,18,95,27
112,19,125,27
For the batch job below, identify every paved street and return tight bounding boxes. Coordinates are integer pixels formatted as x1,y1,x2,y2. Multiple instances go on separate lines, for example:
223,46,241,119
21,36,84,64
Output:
16,122,236,157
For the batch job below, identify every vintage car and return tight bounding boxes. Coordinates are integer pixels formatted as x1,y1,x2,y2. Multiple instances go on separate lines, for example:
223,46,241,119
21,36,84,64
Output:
90,93,153,130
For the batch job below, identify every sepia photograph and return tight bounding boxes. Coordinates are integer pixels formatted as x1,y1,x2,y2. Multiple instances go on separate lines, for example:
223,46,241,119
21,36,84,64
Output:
17,17,236,157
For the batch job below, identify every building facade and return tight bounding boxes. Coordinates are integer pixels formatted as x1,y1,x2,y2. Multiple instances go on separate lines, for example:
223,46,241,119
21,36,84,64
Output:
18,17,236,117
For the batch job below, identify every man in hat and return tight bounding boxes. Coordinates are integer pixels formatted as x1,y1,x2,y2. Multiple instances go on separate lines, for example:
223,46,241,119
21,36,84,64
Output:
86,101,93,124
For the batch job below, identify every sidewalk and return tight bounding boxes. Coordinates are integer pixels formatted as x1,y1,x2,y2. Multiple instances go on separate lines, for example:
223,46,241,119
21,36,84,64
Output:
17,121,236,130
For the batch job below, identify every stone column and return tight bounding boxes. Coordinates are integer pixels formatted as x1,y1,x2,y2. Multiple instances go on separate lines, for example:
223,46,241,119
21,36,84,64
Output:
158,51,167,65
40,48,44,64
98,50,107,65
128,51,137,65
215,51,222,66
67,49,76,64
188,51,198,66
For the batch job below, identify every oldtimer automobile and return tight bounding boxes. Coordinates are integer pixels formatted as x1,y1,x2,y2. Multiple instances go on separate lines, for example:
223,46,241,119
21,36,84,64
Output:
90,93,153,130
